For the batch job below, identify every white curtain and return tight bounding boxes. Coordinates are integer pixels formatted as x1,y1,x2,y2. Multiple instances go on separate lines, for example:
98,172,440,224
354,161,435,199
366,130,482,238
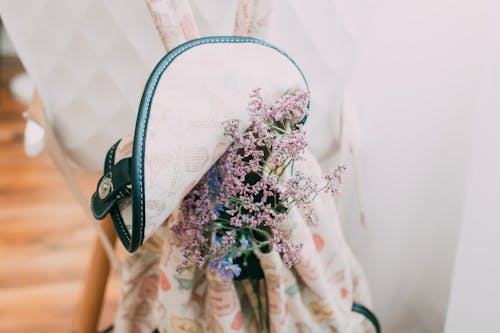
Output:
342,0,500,332
444,2,500,331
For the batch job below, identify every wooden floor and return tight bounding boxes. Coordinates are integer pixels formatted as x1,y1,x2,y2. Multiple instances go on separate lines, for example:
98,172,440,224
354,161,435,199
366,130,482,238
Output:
0,57,119,332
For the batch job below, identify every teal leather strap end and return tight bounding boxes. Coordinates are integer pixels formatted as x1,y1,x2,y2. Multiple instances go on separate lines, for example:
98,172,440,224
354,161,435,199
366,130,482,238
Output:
352,302,381,333
90,140,135,250
91,143,132,220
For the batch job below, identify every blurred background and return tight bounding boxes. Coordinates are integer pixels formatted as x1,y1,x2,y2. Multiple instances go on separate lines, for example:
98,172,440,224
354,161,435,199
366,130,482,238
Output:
1,1,500,332
0,17,121,332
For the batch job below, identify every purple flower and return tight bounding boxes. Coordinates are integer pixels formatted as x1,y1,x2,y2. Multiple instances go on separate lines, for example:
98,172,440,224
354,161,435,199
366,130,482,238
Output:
213,203,224,217
239,237,249,250
208,166,221,188
175,88,344,276
208,257,242,279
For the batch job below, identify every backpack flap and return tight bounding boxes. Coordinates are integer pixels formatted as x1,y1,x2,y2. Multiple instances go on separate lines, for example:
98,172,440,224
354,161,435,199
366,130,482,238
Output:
91,36,308,252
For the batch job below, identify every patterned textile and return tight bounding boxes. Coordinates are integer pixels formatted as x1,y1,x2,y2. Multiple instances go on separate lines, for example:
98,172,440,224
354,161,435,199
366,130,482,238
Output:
144,0,200,51
233,0,273,38
114,150,374,333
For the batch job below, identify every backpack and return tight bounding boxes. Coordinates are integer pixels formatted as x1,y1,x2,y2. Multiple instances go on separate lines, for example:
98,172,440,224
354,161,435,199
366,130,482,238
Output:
91,35,379,333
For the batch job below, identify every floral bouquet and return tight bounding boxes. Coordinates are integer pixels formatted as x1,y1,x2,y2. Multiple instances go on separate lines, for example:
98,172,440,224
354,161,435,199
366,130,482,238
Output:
174,88,346,282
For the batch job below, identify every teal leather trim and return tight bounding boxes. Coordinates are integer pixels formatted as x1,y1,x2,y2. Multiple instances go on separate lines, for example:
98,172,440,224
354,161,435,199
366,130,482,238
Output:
99,326,158,333
352,302,381,333
128,36,309,253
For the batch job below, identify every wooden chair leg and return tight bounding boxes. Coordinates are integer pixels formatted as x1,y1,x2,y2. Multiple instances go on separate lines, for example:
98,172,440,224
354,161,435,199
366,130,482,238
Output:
26,91,121,331
73,216,117,333
27,91,121,331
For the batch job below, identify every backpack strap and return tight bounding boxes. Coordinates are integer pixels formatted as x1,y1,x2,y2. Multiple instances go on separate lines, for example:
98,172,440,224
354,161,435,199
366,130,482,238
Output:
234,0,274,38
145,0,275,51
91,140,135,249
144,0,201,51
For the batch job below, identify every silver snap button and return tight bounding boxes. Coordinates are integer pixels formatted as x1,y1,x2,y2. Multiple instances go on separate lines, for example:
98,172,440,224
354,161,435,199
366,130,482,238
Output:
98,176,112,199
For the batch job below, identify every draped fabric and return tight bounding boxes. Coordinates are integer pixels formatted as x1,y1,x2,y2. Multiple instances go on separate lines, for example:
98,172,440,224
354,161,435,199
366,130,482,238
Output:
113,149,375,333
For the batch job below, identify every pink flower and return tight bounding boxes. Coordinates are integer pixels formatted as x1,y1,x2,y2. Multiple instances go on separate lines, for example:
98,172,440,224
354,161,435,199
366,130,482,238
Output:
268,90,310,122
323,165,347,195
222,118,240,139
